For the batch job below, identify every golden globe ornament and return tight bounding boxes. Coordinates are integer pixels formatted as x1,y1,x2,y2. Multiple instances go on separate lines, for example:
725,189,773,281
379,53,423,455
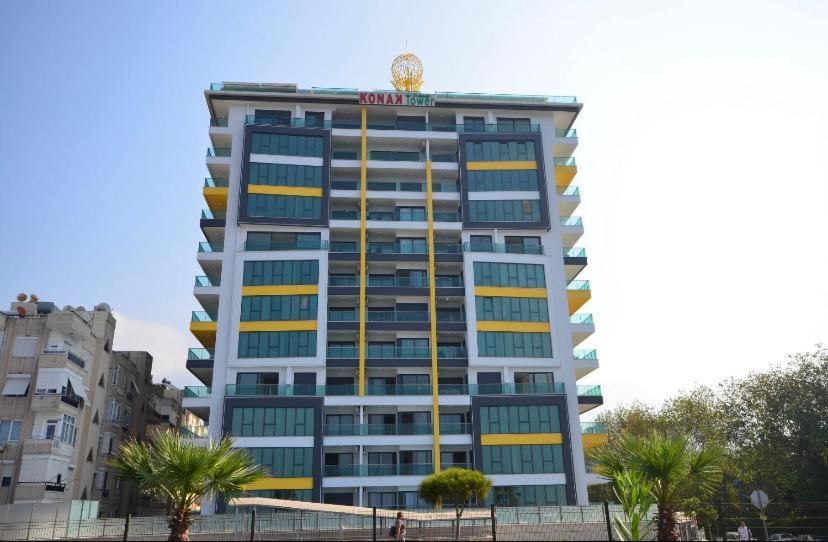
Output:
391,53,424,92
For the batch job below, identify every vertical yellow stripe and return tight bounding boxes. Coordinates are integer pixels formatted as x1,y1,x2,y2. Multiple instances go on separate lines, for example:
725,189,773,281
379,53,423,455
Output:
358,106,368,397
426,157,441,473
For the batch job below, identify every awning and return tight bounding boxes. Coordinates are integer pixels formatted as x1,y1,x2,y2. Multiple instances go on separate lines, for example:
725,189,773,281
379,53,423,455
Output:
1,374,31,396
35,368,88,401
66,372,89,401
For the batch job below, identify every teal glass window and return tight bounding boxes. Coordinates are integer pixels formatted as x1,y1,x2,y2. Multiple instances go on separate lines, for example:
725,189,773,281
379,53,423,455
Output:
369,150,421,161
477,331,552,358
242,489,312,502
251,133,323,157
249,163,323,188
491,485,567,506
246,448,314,477
241,295,317,321
238,331,317,358
467,170,539,191
481,445,564,474
473,262,546,288
475,296,549,322
229,407,314,436
243,261,319,286
479,405,561,434
468,199,540,222
247,194,322,219
466,141,536,161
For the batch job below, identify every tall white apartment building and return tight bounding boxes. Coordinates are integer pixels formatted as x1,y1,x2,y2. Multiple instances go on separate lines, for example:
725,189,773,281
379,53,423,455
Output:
183,56,606,513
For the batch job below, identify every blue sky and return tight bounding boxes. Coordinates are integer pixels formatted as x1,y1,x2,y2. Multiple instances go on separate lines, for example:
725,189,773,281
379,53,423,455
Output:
2,1,827,406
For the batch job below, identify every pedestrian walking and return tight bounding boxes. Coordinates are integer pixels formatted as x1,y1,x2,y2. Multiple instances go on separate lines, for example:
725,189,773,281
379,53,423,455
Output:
738,521,752,541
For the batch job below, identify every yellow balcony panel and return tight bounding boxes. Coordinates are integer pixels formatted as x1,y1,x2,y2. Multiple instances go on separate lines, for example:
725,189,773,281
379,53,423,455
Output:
567,289,591,315
583,433,608,449
474,286,548,299
241,285,319,296
239,320,317,332
243,477,313,491
247,185,323,198
466,160,537,171
555,165,578,187
203,186,229,211
189,321,217,348
477,321,551,333
481,433,563,446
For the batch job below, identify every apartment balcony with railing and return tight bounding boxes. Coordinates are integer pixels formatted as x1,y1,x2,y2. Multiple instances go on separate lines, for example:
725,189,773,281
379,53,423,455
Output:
567,280,592,315
330,179,460,194
577,384,603,413
570,313,595,346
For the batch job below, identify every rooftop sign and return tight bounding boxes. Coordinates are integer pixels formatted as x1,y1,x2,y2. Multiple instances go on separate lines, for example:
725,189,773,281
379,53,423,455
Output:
359,91,434,107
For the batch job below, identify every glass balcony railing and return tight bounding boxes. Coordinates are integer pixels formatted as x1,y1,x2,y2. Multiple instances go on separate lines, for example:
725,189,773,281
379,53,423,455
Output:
568,280,591,291
197,241,223,253
570,313,594,325
327,310,358,322
438,382,566,395
245,115,331,128
183,386,211,398
434,212,461,222
325,346,468,359
329,242,358,252
330,210,360,220
190,311,215,323
366,384,432,395
204,177,229,188
194,276,219,287
209,118,228,127
331,180,460,193
180,426,209,438
431,154,457,163
556,185,580,196
441,462,473,470
555,128,578,138
225,384,323,397
581,422,607,434
328,276,357,286
67,351,86,369
561,216,583,227
462,242,544,255
436,276,464,287
244,240,329,251
201,209,226,220
368,277,427,287
364,242,462,255
328,276,463,287
553,157,577,167
564,247,586,258
574,349,598,360
440,423,471,435
324,423,433,436
322,464,432,477
187,348,214,361
577,384,602,397
368,311,429,322
206,147,231,157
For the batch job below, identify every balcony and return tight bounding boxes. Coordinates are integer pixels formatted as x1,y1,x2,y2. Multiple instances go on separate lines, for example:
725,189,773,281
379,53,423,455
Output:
577,384,603,414
567,280,592,314
183,386,211,398
556,184,581,215
323,464,433,477
194,276,220,315
324,423,434,436
244,239,328,251
225,384,323,397
189,312,216,348
206,147,231,158
194,276,219,287
574,349,598,360
209,118,228,127
180,425,209,439
31,393,82,411
569,313,595,347
331,180,459,193
186,348,214,386
462,242,544,255
38,350,86,372
22,436,71,456
45,312,91,342
563,247,587,281
203,178,229,212
328,242,463,263
553,157,577,187
581,422,608,449
197,241,223,253
330,211,462,224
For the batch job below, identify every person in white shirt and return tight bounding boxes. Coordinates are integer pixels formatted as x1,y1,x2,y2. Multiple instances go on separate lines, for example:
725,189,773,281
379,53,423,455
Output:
738,521,752,541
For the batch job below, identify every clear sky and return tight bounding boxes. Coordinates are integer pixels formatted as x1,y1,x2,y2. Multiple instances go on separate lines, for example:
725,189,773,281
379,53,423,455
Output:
1,1,827,411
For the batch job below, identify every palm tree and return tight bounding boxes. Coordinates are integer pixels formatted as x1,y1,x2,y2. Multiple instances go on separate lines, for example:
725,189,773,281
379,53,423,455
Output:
109,431,264,541
589,431,724,541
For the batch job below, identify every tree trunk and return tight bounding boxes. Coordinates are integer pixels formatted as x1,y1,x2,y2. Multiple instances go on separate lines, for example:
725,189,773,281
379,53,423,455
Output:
455,508,462,541
168,508,192,542
656,504,678,541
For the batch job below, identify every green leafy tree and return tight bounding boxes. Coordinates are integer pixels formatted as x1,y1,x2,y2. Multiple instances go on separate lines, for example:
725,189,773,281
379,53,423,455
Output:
590,432,724,541
612,470,655,541
109,431,264,541
418,468,492,541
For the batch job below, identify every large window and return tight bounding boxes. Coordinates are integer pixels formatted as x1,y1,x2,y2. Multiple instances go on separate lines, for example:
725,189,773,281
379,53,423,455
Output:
473,262,546,288
468,199,540,222
491,485,567,506
229,407,315,436
243,260,319,286
249,163,323,188
466,141,536,161
245,448,314,477
247,194,322,219
238,331,317,358
60,414,78,446
250,133,323,157
476,296,549,322
0,420,22,442
467,170,539,192
477,331,552,358
481,444,564,474
479,405,560,434
241,295,318,321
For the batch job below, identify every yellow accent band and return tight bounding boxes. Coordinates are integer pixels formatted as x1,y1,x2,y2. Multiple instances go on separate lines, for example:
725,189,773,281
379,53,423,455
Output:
203,187,228,211
239,320,317,332
555,165,577,187
426,157,441,475
583,433,609,449
358,106,368,397
189,322,217,348
467,160,537,171
189,321,217,333
474,286,548,299
481,433,563,446
567,289,591,315
241,285,319,296
477,321,551,333
243,477,313,491
247,185,323,198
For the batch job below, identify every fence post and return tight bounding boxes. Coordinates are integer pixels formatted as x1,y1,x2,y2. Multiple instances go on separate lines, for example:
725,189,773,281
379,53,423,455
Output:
249,509,256,542
372,507,377,542
490,505,497,542
122,514,131,541
603,501,613,541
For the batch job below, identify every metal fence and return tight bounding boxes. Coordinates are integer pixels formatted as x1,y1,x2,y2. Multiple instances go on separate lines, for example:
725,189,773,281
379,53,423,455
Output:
0,502,661,541
717,502,828,541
